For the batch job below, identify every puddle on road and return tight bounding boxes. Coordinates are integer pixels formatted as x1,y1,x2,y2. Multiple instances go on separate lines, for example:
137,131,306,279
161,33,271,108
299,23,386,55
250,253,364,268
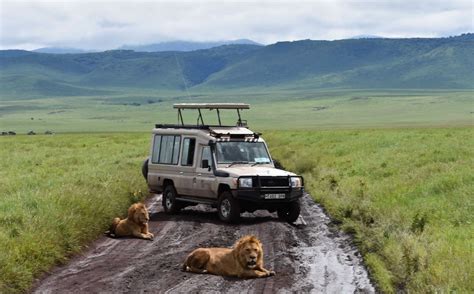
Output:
290,196,375,293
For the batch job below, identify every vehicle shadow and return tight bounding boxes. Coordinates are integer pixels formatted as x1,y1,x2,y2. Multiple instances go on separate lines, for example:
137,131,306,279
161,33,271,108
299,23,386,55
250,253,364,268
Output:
149,206,280,226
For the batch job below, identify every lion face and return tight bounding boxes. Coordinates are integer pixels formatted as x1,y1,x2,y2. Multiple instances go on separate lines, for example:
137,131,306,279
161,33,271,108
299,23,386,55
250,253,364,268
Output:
235,236,263,269
128,203,149,225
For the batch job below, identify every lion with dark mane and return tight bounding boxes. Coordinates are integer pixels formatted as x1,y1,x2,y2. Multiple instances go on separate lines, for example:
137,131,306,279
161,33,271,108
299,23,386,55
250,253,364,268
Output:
183,235,274,278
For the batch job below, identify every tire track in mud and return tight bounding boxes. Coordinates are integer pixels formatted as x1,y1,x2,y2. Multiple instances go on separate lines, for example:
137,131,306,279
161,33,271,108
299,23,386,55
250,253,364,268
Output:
32,193,374,293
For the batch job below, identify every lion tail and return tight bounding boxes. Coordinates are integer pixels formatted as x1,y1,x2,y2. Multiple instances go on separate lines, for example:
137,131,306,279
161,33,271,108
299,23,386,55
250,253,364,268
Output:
182,258,188,272
105,217,121,237
182,253,194,272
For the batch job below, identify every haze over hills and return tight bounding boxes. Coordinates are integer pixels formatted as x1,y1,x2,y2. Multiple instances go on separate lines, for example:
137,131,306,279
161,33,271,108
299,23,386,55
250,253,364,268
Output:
119,39,262,52
1,34,473,98
32,39,262,54
33,48,96,54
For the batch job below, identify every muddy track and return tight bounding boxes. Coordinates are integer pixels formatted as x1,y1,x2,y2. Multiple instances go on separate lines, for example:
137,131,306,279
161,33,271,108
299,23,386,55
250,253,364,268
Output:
33,193,374,293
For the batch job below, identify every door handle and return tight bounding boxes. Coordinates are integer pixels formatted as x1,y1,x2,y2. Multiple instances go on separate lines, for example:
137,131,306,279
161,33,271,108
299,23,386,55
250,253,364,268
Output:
197,173,202,176
179,171,184,174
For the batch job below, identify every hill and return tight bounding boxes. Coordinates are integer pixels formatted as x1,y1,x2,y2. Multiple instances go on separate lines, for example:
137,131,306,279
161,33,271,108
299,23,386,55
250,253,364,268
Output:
0,34,473,98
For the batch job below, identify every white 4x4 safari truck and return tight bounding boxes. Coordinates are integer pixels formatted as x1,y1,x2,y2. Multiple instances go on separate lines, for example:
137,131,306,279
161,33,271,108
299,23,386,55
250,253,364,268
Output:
142,103,304,223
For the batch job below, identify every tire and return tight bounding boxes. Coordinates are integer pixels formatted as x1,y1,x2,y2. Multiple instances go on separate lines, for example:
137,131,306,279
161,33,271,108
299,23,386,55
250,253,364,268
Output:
162,185,181,214
277,200,301,223
217,191,240,223
141,158,149,181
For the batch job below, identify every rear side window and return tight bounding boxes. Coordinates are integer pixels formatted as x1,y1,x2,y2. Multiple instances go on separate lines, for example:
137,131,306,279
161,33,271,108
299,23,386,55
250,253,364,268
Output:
181,138,196,166
151,135,181,165
151,135,161,163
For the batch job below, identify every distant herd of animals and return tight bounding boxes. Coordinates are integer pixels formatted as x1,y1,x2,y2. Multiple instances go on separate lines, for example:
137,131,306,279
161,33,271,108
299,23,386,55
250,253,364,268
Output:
0,130,54,135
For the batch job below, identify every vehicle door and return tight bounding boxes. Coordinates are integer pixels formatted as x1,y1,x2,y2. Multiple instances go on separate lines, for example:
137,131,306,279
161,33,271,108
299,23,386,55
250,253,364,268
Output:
175,137,197,196
194,145,217,198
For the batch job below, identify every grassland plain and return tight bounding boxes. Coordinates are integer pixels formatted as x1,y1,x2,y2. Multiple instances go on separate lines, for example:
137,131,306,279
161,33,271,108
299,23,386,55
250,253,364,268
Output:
0,133,150,293
0,127,473,293
0,89,472,133
265,127,474,293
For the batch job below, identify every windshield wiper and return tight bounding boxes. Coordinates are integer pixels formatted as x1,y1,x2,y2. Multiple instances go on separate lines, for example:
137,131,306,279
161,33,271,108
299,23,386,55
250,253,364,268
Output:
227,161,249,167
251,162,270,166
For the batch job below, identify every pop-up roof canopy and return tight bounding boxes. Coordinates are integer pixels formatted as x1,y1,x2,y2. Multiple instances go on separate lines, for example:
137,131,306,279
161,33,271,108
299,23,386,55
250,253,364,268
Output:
173,103,250,110
172,103,250,126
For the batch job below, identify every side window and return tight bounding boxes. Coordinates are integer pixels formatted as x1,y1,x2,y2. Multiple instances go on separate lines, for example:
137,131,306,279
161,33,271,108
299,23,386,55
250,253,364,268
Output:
159,136,174,164
154,135,181,165
181,138,196,166
151,135,161,163
200,146,212,168
172,136,180,165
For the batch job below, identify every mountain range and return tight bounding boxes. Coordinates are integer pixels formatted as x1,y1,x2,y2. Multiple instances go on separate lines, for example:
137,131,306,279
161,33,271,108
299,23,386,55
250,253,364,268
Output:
1,34,473,98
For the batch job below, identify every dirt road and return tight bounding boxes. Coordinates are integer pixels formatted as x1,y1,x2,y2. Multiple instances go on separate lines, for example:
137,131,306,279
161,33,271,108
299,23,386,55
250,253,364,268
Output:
33,193,375,293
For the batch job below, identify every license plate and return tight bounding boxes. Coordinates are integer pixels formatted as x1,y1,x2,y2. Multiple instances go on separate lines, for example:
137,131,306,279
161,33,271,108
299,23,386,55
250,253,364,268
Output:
264,193,286,199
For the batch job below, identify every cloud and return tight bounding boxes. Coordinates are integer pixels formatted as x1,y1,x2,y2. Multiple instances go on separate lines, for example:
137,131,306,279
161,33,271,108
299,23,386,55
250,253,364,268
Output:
0,0,472,50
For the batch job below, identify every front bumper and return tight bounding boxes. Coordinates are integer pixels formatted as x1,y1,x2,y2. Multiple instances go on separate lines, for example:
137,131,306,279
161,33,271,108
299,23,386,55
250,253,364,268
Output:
232,187,304,204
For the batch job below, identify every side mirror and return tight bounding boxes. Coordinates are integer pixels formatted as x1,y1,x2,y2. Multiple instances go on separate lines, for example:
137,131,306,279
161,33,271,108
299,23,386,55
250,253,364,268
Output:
202,159,210,169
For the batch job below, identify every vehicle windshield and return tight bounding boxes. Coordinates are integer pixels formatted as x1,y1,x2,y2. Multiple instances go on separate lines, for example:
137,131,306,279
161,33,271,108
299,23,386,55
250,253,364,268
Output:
216,142,271,164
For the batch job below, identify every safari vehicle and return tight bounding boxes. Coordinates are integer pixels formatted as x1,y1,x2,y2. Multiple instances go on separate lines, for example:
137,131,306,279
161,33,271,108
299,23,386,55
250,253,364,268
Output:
142,103,304,223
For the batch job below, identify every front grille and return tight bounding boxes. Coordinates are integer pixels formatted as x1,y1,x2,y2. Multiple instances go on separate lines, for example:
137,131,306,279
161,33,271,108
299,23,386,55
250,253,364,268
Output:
257,176,289,187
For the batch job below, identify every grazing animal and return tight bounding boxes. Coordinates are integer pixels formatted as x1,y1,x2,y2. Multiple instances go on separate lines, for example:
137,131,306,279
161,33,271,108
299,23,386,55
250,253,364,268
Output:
107,203,154,240
183,235,275,278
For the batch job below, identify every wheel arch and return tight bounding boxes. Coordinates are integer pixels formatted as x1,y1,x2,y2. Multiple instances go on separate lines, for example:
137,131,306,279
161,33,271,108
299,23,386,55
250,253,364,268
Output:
218,184,231,197
163,178,174,188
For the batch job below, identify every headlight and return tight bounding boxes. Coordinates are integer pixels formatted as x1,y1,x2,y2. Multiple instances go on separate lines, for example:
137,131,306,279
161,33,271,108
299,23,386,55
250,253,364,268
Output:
290,177,303,188
239,177,253,188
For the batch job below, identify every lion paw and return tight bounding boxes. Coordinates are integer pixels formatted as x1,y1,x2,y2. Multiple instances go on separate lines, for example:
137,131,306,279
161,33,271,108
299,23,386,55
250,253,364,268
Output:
268,270,276,276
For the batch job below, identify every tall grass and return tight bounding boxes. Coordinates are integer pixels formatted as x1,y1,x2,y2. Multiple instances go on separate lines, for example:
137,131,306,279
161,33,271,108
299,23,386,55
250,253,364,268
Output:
0,133,149,293
266,127,474,293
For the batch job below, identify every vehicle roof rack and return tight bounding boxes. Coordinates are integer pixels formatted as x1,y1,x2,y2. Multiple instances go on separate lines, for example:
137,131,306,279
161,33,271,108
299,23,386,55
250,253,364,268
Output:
155,124,212,129
172,103,250,127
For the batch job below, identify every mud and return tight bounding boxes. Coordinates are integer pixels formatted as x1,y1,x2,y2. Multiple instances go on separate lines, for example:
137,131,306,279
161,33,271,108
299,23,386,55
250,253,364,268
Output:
32,193,375,293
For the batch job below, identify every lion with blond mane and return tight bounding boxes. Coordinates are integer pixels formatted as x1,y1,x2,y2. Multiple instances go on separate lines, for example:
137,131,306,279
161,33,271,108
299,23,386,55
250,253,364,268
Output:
107,203,154,240
183,235,275,278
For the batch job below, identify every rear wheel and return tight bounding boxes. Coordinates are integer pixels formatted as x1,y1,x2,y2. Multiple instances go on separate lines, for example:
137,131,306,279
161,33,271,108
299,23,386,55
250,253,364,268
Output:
162,185,181,214
141,158,149,181
217,191,240,223
277,200,301,223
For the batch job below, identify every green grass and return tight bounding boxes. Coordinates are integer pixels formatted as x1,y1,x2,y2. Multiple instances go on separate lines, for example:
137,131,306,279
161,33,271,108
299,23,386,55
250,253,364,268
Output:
0,133,150,293
1,89,472,133
265,127,474,293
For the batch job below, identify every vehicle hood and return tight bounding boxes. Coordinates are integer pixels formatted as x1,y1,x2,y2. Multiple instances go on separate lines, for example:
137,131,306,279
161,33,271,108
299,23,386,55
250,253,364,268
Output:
218,166,297,177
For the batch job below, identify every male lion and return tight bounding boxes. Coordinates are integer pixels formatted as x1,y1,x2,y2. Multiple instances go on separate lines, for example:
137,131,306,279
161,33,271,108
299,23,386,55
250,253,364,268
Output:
107,203,154,240
183,235,275,278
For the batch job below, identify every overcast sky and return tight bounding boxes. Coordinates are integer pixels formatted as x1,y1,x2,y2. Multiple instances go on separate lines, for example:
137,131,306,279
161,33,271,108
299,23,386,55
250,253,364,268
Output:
0,0,472,50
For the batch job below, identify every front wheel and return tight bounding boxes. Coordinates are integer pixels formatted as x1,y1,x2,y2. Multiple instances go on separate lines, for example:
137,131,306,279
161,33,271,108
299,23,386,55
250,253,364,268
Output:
217,191,240,223
162,185,181,214
277,200,301,223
